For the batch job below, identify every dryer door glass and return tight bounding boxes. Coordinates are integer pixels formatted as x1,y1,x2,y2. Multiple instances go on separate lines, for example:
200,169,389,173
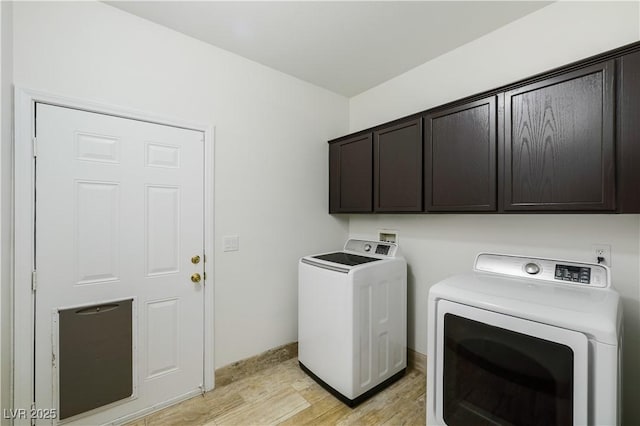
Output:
443,314,573,426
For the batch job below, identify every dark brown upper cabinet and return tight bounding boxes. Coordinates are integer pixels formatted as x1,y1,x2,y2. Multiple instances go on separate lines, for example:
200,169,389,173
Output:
329,133,373,213
328,41,640,215
373,118,423,212
424,96,497,211
503,60,615,211
617,51,640,213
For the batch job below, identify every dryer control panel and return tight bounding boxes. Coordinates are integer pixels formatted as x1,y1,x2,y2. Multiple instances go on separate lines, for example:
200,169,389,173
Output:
474,253,610,288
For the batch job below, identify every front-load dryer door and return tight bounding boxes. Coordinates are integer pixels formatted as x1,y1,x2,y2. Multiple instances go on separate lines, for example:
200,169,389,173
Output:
434,300,588,426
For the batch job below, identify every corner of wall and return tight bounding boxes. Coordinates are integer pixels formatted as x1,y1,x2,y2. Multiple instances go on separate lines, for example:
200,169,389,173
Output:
347,95,355,133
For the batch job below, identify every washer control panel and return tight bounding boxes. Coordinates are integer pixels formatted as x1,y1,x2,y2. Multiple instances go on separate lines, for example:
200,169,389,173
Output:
344,239,398,257
375,245,390,255
475,253,609,288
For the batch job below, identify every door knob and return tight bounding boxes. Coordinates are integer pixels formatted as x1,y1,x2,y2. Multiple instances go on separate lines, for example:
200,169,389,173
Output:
191,255,201,264
191,273,201,283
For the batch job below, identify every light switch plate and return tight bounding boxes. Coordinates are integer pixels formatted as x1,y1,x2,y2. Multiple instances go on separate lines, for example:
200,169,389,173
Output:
223,235,239,252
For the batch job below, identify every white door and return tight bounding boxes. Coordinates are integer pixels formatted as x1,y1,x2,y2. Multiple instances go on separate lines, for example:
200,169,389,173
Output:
34,103,205,425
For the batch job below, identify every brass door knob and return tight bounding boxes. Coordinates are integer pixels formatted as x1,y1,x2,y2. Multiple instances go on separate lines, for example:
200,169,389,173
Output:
191,255,201,264
191,273,201,283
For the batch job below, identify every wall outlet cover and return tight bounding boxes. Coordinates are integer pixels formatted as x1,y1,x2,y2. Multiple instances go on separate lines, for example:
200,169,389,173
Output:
592,244,611,266
223,235,239,252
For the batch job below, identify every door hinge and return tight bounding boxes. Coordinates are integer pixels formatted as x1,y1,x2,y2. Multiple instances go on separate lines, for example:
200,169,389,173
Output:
31,271,37,292
32,136,38,158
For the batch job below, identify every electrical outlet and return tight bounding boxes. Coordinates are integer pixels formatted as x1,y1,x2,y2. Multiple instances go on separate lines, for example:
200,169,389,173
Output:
592,244,611,266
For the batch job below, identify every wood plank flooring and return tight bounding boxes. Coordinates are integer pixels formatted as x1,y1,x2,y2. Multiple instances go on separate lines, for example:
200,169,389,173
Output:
127,358,426,425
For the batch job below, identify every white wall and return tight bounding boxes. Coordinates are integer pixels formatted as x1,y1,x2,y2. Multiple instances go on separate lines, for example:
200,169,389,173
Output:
0,1,13,423
351,2,640,131
348,2,640,423
11,1,349,370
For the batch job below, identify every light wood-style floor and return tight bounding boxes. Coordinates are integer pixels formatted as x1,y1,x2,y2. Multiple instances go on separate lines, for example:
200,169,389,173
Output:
127,358,426,425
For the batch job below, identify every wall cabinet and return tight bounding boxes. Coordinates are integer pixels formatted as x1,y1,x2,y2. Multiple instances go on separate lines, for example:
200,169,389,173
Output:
328,41,640,214
503,61,615,211
329,134,372,213
618,51,640,213
373,118,422,212
424,97,497,211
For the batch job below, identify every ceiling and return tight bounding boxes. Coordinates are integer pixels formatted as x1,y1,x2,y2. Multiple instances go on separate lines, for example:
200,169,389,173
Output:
107,1,551,97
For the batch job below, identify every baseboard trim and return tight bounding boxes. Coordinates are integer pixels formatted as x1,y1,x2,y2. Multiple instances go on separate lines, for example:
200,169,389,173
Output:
215,342,298,387
215,343,424,389
408,348,426,375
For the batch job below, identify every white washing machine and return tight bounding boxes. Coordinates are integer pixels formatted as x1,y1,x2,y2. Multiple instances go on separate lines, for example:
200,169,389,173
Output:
298,239,407,405
427,253,622,426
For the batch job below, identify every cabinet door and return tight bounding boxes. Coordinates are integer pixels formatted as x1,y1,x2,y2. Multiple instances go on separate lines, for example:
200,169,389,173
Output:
504,61,615,211
373,118,422,212
425,97,497,211
618,51,640,213
329,134,372,213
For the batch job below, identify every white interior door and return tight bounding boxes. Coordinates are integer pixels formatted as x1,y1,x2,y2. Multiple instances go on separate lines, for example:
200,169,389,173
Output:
34,103,205,425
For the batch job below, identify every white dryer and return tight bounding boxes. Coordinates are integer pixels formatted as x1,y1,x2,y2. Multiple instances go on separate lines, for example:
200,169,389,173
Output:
298,239,407,405
427,253,622,426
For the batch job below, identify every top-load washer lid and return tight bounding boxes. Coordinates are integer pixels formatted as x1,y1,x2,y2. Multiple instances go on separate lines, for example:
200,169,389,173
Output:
429,253,621,345
300,239,402,272
312,252,380,266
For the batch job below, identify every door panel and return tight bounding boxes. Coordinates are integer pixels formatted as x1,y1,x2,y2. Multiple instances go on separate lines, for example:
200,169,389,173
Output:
504,61,615,210
75,181,120,283
146,185,181,276
329,134,373,213
425,97,496,211
617,51,640,212
146,298,179,378
374,118,422,212
35,104,205,425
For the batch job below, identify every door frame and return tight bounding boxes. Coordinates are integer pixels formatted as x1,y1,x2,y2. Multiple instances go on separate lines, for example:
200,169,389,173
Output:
13,87,216,423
